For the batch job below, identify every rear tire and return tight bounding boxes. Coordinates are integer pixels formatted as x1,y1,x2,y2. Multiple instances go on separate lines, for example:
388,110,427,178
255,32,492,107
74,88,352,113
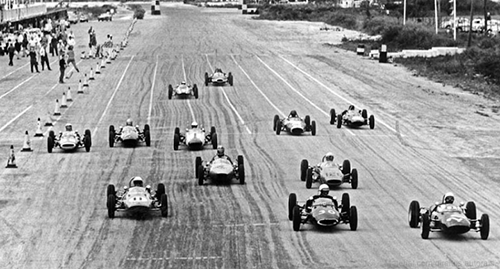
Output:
362,109,368,119
369,115,375,129
204,72,209,86
337,114,342,128
211,133,218,149
107,184,115,197
238,155,245,184
349,206,358,231
173,133,180,150
174,127,180,135
466,201,477,220
84,129,92,152
193,84,198,99
144,125,151,146
292,206,301,231
168,85,173,99
276,121,282,135
330,109,336,125
160,193,168,217
109,125,115,147
47,135,54,153
273,115,279,131
156,183,165,200
408,200,420,228
198,165,204,185
421,213,430,239
342,160,351,175
195,157,202,177
351,168,358,189
311,121,316,136
228,72,233,86
480,214,489,240
306,168,313,189
107,194,116,218
300,159,308,181
341,193,350,215
304,115,310,127
288,193,297,221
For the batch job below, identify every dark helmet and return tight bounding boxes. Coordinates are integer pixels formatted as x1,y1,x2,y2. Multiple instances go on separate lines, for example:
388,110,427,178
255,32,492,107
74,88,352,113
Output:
348,105,355,110
217,145,225,157
191,121,198,128
65,123,73,131
325,152,334,162
132,176,144,187
289,110,297,117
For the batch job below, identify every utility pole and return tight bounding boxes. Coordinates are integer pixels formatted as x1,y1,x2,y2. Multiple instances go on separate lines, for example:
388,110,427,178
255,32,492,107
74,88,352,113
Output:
468,0,474,47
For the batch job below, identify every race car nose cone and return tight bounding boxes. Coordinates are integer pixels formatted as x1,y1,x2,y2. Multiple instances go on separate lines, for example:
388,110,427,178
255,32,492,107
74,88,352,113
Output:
291,127,304,134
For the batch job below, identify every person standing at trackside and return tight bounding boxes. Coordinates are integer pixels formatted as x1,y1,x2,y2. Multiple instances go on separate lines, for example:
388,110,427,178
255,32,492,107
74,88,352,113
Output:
7,41,15,66
59,52,66,83
66,45,79,72
29,46,39,73
39,44,51,71
50,33,58,56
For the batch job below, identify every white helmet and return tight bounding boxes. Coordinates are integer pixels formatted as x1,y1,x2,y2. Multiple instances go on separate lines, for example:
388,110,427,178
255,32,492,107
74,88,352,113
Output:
126,118,133,126
181,81,186,85
318,184,329,196
65,123,73,131
132,176,144,187
325,152,334,162
443,192,454,204
191,121,198,128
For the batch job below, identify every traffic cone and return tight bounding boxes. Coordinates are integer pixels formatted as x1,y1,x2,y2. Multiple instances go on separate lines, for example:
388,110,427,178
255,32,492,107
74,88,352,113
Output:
95,62,101,74
80,51,86,60
21,131,33,152
34,118,44,137
54,99,61,116
100,58,106,69
60,92,68,108
89,68,95,80
6,145,17,168
83,74,89,87
44,112,54,126
77,80,84,94
66,87,73,101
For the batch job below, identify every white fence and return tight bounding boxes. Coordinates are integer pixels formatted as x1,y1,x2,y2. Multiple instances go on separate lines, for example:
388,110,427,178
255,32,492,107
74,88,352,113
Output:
1,4,47,23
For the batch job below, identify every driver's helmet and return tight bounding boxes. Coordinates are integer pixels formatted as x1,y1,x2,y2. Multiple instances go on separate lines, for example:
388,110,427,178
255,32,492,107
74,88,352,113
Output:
191,121,198,129
348,105,355,110
65,123,73,131
289,110,297,117
132,176,144,187
215,68,222,73
126,118,133,126
318,184,330,196
216,145,225,157
442,192,454,204
181,81,186,85
325,152,334,162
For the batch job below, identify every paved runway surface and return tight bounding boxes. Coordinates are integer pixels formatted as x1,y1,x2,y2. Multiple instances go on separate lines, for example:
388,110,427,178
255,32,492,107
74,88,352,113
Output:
1,3,500,268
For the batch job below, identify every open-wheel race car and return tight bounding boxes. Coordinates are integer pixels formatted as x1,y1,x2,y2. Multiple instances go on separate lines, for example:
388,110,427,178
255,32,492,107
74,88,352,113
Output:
109,119,151,147
205,68,233,86
288,191,357,232
301,153,358,189
106,176,168,219
168,81,198,99
331,106,375,129
408,194,489,240
174,122,217,150
47,123,91,153
195,150,245,185
273,110,316,136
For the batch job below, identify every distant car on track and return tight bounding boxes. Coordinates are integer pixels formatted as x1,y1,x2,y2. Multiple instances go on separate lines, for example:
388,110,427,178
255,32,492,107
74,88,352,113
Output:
273,110,316,136
109,119,151,147
288,192,357,231
408,194,489,240
97,12,113,21
47,123,91,153
106,176,168,219
301,152,358,189
174,122,217,150
205,68,233,86
195,150,245,185
168,81,198,99
333,105,375,129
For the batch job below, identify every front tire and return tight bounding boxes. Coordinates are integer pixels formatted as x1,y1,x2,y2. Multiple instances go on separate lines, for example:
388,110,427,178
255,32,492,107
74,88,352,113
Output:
84,129,92,152
204,72,209,86
193,84,198,99
342,160,351,175
480,214,490,240
168,85,173,99
351,168,358,189
47,135,54,153
304,115,310,127
349,206,358,231
109,125,115,147
107,184,115,197
300,159,308,181
408,200,420,228
173,133,180,150
330,109,336,125
211,133,218,149
238,155,245,184
337,114,342,128
341,193,350,216
466,201,477,220
160,193,168,217
306,168,313,189
107,194,116,218
421,213,430,239
276,121,282,135
288,193,297,221
311,121,316,136
273,115,279,131
197,165,204,185
369,115,375,129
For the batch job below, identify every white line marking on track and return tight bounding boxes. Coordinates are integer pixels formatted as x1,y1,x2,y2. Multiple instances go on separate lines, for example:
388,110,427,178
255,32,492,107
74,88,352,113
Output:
1,62,29,80
256,56,356,136
0,105,33,133
206,55,251,134
92,56,135,137
230,55,285,117
187,100,196,122
181,55,197,122
279,55,399,134
127,256,222,261
0,74,36,100
147,55,159,125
